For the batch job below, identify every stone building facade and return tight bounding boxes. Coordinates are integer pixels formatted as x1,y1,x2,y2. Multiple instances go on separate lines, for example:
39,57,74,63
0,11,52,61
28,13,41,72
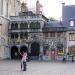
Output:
9,11,48,59
62,3,75,57
0,0,75,61
42,21,67,60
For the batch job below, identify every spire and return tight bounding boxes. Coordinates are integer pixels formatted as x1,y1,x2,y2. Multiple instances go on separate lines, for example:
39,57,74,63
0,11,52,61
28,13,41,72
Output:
36,0,43,14
21,1,28,12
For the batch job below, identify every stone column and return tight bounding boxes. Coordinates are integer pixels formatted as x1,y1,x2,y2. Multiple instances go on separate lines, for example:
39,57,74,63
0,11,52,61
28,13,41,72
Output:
6,1,8,17
3,0,8,17
40,43,43,53
28,43,31,53
66,32,69,53
0,0,3,15
18,32,20,42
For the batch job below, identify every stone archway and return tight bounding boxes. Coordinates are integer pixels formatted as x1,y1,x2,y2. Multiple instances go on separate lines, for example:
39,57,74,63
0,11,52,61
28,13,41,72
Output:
20,45,28,53
31,42,40,56
11,46,19,59
20,45,28,59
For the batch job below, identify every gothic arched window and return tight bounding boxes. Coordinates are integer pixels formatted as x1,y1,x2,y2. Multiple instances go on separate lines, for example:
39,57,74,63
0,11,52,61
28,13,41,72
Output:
20,23,28,29
24,22,28,29
35,22,40,29
30,22,35,29
11,23,15,29
15,23,18,29
20,23,24,29
11,23,18,30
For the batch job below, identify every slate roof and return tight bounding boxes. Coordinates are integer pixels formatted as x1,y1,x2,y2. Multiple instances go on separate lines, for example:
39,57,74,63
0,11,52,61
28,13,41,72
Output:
42,21,67,32
62,5,75,31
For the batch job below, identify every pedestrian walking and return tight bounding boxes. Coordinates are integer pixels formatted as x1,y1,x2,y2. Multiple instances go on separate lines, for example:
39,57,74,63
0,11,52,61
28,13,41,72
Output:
20,51,27,71
63,53,67,62
39,52,43,61
71,55,74,62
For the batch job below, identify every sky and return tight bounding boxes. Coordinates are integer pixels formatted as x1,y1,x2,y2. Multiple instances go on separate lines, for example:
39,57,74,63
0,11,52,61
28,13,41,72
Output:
21,0,75,20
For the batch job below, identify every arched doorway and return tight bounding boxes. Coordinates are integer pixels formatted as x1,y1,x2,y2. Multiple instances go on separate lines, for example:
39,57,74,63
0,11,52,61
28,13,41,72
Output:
31,42,40,56
20,45,28,53
20,45,28,58
11,46,19,59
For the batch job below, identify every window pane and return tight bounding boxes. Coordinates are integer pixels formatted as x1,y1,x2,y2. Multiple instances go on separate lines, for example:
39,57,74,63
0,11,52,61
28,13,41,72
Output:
69,33,75,41
57,32,63,37
20,33,23,39
11,33,14,39
44,33,48,38
20,23,24,29
70,21,74,26
15,23,18,29
15,33,18,39
24,32,28,39
50,32,55,37
30,22,35,29
11,23,15,29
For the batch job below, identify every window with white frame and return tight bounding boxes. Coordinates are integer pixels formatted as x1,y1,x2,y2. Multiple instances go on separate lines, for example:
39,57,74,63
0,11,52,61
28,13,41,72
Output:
69,33,75,41
70,20,74,26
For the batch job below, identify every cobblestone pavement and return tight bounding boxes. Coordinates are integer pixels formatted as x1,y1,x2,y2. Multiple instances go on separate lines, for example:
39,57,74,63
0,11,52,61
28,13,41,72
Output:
0,60,75,75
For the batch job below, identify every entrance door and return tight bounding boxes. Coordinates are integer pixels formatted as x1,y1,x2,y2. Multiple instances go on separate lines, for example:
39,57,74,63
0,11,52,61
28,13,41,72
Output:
31,42,40,56
11,46,19,59
69,46,75,56
20,45,28,58
20,46,28,53
50,49,56,60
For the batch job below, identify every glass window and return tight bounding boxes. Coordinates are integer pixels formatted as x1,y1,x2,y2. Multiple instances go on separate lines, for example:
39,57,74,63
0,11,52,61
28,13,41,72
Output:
69,33,75,41
24,22,28,29
57,32,63,37
20,33,23,39
11,23,18,30
43,33,48,38
20,23,28,29
50,32,55,37
15,23,18,29
20,23,24,29
11,33,14,39
70,20,74,26
11,23,15,29
24,32,28,39
15,33,18,39
35,22,40,29
69,47,75,56
30,22,35,29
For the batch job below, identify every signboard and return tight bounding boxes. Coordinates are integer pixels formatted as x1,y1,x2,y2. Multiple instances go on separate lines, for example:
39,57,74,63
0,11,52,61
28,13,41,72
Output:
57,43,64,56
57,50,64,56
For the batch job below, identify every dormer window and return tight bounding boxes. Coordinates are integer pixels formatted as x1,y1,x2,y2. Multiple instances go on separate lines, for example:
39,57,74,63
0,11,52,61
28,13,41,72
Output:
70,20,74,26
